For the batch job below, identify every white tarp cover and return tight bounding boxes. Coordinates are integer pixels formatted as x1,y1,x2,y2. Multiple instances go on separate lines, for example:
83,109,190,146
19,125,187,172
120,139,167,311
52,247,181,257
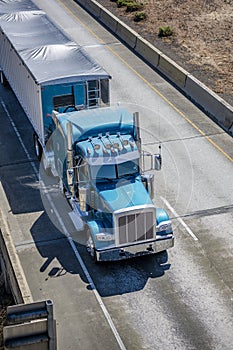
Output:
0,0,37,13
0,0,110,85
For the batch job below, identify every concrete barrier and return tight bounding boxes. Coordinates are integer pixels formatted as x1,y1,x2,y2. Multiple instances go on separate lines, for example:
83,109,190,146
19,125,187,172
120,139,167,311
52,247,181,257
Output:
228,124,233,135
115,20,138,49
99,7,119,33
84,0,102,18
0,182,32,304
0,230,31,304
135,35,161,67
158,53,188,89
75,0,87,7
185,74,233,130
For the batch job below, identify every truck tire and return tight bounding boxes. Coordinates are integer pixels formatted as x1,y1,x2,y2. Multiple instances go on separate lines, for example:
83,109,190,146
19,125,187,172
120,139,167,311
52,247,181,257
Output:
33,133,42,160
87,230,98,263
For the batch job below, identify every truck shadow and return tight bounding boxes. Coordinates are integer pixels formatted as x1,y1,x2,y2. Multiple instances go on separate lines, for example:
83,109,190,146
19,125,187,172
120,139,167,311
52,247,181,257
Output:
30,212,89,282
30,212,171,297
77,243,171,296
94,255,170,297
0,158,43,215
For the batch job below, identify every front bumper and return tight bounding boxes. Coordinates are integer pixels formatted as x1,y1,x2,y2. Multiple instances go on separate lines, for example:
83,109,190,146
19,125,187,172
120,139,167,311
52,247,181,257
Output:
96,234,174,261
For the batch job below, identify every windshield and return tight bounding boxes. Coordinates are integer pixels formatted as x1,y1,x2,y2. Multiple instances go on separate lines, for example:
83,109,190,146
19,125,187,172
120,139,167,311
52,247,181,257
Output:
90,160,139,181
117,160,139,177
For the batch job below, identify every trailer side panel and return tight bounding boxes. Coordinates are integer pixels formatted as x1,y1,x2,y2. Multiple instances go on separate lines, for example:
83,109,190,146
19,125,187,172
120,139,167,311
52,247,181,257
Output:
0,31,44,142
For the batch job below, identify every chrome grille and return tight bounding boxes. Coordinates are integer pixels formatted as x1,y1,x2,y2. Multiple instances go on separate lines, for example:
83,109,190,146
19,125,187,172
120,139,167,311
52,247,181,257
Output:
114,206,156,246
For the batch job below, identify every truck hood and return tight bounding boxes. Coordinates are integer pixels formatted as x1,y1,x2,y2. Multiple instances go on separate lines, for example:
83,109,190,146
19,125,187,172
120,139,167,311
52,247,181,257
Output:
95,177,153,213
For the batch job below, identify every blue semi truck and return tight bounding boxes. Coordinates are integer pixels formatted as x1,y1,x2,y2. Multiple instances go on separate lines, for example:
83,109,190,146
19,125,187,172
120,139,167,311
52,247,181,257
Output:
0,0,174,261
50,107,174,261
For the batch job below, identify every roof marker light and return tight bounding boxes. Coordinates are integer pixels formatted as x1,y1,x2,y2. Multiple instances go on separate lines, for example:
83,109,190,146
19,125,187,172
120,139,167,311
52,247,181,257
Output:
117,132,128,148
105,132,116,151
88,136,100,151
129,141,134,149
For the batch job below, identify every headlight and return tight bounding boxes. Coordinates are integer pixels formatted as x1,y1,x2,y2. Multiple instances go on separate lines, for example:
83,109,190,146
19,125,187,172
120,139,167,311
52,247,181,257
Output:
156,220,172,233
96,232,114,241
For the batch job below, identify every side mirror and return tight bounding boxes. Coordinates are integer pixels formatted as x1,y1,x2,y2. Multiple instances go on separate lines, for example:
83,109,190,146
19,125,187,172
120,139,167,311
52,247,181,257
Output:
154,154,162,171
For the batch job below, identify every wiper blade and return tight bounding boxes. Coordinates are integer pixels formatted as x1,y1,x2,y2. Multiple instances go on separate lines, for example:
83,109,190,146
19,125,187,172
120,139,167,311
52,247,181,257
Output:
96,177,115,182
118,173,135,179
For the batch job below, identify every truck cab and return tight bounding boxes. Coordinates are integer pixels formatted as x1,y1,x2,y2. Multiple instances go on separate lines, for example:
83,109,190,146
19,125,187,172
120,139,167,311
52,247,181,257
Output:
50,107,174,261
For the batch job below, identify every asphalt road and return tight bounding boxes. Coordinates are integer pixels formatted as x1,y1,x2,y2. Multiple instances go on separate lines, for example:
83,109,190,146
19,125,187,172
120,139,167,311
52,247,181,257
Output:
0,0,232,349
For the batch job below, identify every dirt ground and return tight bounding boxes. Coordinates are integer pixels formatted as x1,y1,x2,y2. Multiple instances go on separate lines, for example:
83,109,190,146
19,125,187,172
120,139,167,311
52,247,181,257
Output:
98,0,233,106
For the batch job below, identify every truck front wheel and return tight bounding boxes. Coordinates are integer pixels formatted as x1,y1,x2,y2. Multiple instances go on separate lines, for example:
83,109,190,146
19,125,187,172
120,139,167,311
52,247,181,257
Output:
86,231,97,263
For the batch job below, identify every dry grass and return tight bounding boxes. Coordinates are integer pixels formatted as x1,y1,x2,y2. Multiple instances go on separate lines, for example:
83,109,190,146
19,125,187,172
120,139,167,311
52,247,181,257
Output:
98,0,233,106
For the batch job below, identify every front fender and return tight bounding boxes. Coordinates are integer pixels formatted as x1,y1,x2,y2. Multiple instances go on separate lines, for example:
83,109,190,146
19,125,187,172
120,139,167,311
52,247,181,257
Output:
156,208,173,235
87,220,115,250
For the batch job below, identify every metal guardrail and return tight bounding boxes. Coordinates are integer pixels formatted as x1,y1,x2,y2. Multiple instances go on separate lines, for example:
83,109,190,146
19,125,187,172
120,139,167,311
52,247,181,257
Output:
3,300,56,350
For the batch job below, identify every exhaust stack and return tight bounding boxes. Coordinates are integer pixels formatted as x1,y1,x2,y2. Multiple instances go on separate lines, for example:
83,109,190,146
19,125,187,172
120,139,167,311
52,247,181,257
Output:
66,121,75,197
133,112,142,172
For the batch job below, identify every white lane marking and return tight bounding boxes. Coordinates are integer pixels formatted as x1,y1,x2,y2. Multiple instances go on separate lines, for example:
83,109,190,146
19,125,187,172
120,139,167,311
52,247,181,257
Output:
160,196,199,241
1,99,127,350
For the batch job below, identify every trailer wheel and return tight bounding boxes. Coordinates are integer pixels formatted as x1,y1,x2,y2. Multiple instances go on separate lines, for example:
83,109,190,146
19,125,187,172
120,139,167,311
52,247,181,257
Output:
33,133,42,160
